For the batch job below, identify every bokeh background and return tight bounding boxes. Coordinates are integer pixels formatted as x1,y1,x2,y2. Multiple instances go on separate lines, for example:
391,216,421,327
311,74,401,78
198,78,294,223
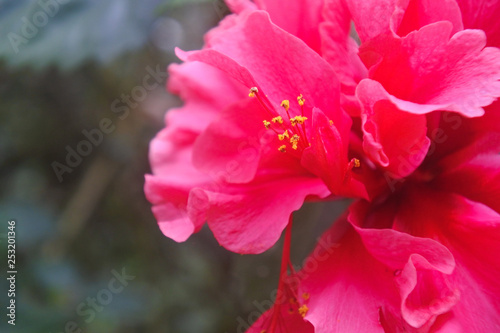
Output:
0,1,348,332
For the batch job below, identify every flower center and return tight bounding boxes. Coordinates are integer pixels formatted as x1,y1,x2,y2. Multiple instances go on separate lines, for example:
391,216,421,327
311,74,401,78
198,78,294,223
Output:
249,87,311,154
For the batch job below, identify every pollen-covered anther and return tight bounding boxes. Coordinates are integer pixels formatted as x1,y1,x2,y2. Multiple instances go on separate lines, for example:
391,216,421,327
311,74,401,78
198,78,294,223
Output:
298,304,309,318
281,99,290,111
272,116,284,124
329,120,334,126
297,94,305,106
278,130,290,141
290,134,300,150
347,158,361,171
263,120,271,129
302,292,310,300
290,116,307,126
248,87,258,97
278,145,287,153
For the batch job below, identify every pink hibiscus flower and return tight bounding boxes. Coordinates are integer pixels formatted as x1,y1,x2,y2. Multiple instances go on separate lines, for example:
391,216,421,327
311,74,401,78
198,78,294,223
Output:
145,2,370,254
145,0,500,331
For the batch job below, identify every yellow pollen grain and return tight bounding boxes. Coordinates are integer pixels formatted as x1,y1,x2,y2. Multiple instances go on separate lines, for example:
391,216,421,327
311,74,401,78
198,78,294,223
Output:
278,130,290,141
297,94,305,106
248,87,258,97
298,304,309,318
353,158,361,168
291,116,307,126
290,134,300,150
281,99,290,111
272,116,284,124
302,292,310,300
278,145,287,153
263,120,271,129
329,120,334,126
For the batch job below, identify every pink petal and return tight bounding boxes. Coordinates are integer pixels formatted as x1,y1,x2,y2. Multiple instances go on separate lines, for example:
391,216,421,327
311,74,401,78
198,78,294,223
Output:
321,0,368,115
392,0,463,37
166,61,246,134
437,154,500,214
344,0,463,41
192,98,267,184
350,201,459,328
168,61,243,111
188,177,330,254
144,60,247,242
393,188,500,330
456,0,500,47
144,129,210,242
300,219,400,333
422,104,500,164
343,0,399,41
436,133,500,179
357,79,430,177
359,22,500,117
253,0,325,53
183,11,346,126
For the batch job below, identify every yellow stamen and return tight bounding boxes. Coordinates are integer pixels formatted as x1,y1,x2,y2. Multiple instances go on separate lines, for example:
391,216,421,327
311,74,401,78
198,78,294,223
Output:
281,100,290,111
298,304,309,318
278,130,290,141
329,120,334,126
290,134,300,150
353,158,361,168
290,116,307,126
272,116,284,124
297,94,305,106
263,120,271,129
278,145,287,153
248,87,258,97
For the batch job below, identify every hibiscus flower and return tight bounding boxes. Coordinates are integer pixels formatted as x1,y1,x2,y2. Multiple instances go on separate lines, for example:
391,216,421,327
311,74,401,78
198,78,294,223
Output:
144,0,500,331
145,5,368,254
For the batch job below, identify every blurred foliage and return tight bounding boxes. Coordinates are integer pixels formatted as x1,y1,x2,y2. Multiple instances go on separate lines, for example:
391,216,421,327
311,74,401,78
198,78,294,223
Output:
0,1,348,332
0,0,218,70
